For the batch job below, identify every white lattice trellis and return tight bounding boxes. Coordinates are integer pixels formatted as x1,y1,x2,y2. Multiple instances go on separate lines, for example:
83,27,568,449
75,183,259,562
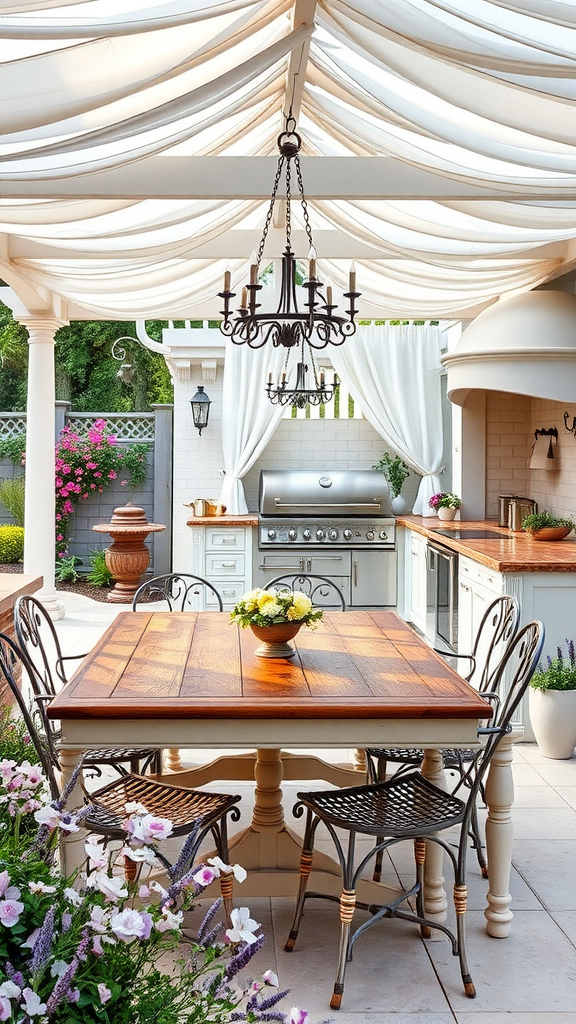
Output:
0,414,27,438
65,413,155,441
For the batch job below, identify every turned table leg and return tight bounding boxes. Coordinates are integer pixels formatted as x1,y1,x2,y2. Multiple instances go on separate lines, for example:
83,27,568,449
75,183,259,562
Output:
483,729,517,937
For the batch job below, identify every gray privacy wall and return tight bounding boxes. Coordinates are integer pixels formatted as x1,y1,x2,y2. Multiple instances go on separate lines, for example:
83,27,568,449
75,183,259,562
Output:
0,404,173,573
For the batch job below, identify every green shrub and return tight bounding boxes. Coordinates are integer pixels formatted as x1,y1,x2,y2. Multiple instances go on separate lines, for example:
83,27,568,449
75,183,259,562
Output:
0,524,24,562
0,474,25,526
86,547,113,587
54,553,82,582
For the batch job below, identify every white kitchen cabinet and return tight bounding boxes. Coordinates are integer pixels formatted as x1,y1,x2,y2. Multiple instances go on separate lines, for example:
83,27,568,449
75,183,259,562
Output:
189,524,253,610
458,555,503,657
409,530,428,634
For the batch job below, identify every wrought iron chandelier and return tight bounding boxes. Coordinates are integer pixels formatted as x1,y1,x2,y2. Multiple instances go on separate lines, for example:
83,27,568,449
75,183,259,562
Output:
218,113,359,405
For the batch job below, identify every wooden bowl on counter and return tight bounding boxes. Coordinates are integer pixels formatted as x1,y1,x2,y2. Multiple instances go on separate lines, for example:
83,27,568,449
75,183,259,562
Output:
526,526,573,542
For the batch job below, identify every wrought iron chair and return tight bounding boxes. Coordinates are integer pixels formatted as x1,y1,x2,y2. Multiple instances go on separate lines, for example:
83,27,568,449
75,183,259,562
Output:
364,594,520,877
15,594,160,776
284,619,544,1010
267,573,346,610
132,573,224,611
0,631,242,912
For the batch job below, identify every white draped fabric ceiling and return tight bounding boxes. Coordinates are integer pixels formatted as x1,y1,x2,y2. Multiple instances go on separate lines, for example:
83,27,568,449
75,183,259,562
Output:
1,0,576,321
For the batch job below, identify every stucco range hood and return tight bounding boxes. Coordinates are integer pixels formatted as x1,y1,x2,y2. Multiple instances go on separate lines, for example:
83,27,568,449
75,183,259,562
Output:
442,290,576,406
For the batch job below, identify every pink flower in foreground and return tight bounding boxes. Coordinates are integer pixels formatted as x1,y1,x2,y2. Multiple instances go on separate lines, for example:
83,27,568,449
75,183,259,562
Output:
0,899,25,927
97,984,111,1005
110,908,153,943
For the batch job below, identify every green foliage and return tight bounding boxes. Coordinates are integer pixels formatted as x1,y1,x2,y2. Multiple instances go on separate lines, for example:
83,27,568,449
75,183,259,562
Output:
120,442,150,487
54,554,82,582
522,510,575,532
373,453,411,498
531,640,576,691
0,433,26,465
0,474,25,525
86,548,113,587
0,524,24,562
0,309,174,411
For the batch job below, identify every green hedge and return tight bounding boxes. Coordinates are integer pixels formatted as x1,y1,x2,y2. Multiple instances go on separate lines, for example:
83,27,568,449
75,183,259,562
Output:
0,524,24,562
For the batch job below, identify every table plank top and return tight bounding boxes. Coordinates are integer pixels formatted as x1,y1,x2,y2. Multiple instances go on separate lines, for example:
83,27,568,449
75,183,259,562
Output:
48,611,492,722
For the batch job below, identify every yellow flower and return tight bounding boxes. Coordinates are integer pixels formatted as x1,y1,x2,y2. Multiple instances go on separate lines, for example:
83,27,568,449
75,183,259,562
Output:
261,601,281,618
257,591,276,611
291,593,312,619
243,589,261,611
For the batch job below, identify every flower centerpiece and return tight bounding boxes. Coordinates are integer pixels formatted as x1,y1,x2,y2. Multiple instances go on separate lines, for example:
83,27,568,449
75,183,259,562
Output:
0,758,311,1024
428,492,462,521
230,588,323,659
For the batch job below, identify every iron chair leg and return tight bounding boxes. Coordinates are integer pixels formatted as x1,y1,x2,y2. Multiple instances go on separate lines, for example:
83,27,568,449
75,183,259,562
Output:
371,753,387,882
285,808,317,952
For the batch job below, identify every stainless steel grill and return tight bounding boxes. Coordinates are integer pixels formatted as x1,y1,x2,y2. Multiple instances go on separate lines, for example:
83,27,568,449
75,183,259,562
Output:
254,470,397,608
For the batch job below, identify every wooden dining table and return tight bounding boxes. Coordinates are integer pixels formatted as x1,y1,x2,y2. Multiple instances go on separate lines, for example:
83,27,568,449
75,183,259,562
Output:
48,609,518,938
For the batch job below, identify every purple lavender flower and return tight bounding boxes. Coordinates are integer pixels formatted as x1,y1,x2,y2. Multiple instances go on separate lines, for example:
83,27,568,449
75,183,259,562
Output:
30,907,54,976
568,639,575,665
557,645,563,662
197,898,222,944
45,929,90,1014
224,933,265,981
167,822,201,882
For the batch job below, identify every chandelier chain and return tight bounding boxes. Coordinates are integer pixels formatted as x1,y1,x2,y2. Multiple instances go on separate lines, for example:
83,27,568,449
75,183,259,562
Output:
256,155,285,270
295,154,314,254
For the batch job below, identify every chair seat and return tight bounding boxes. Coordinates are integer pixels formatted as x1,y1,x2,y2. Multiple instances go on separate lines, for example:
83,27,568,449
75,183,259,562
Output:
366,746,476,768
83,747,158,769
87,774,240,838
298,772,465,839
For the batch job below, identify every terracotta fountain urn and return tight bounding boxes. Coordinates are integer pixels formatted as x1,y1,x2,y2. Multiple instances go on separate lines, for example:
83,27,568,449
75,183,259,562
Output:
93,502,165,603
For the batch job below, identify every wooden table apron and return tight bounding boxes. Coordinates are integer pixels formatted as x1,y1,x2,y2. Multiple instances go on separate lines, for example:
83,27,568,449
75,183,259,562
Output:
48,610,516,938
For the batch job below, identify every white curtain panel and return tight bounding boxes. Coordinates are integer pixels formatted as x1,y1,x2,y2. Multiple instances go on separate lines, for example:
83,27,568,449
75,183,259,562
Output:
330,324,444,515
219,339,286,514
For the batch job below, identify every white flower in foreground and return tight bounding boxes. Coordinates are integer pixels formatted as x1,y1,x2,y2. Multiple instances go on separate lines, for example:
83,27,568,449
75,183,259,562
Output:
0,982,20,999
28,881,56,895
207,856,247,882
124,801,148,814
289,1010,310,1024
87,872,128,902
97,984,112,1006
263,970,279,987
64,887,83,907
21,989,47,1017
85,838,107,870
120,845,157,864
50,961,70,979
225,906,261,945
192,865,216,888
155,907,184,933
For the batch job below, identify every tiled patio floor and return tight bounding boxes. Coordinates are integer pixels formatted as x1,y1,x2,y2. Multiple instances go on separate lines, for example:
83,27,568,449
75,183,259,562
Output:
55,594,576,1024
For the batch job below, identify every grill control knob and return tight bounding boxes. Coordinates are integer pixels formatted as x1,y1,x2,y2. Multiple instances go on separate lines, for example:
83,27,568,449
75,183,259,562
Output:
379,530,388,540
328,529,339,541
366,530,375,541
343,528,353,541
316,528,325,541
267,529,277,540
303,529,312,540
288,529,298,541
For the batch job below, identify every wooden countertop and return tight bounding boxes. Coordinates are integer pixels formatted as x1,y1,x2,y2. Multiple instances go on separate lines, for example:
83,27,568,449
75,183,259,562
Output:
186,514,258,527
396,516,576,573
0,573,43,615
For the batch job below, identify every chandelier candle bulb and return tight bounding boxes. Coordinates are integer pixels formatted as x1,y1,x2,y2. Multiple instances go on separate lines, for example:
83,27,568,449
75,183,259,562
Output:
308,246,317,281
326,282,333,306
241,287,248,309
224,266,231,292
250,251,258,284
349,261,356,293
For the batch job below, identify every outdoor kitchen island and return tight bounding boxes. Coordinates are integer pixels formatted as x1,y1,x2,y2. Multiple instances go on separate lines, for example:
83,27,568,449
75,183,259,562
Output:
396,514,576,680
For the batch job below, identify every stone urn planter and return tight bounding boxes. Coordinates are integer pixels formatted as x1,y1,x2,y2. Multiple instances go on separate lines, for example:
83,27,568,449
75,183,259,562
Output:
529,688,576,759
250,622,302,659
93,503,166,604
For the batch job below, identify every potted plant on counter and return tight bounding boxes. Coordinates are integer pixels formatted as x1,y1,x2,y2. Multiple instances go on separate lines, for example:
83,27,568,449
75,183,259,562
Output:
529,640,576,758
522,509,575,541
428,491,462,521
373,453,411,514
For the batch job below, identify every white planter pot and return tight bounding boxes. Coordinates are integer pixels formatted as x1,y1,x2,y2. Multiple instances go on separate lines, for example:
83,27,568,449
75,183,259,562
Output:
391,494,407,515
437,506,457,521
529,687,576,759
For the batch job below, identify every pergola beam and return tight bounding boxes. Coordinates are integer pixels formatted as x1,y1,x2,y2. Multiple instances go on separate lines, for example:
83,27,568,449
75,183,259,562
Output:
0,156,566,201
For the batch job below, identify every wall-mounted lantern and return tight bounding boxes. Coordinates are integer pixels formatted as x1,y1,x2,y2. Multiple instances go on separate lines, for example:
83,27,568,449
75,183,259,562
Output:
190,385,211,435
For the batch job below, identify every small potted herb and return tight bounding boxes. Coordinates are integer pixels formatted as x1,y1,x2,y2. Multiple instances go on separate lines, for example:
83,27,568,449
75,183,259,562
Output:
529,640,576,758
522,509,575,541
373,453,411,514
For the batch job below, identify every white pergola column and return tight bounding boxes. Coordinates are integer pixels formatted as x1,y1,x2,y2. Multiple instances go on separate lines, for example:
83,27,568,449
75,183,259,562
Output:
21,317,67,620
